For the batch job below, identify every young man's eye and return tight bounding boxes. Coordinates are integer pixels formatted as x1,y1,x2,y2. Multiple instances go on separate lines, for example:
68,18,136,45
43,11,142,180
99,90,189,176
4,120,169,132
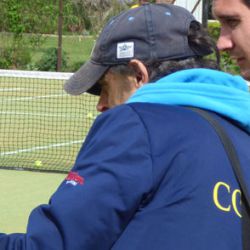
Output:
226,19,239,28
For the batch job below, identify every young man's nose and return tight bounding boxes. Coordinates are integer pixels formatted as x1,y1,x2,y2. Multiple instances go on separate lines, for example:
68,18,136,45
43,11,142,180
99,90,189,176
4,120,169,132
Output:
217,30,234,51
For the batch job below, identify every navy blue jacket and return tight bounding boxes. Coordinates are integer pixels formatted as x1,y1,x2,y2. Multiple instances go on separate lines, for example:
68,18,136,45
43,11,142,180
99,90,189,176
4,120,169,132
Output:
1,69,250,249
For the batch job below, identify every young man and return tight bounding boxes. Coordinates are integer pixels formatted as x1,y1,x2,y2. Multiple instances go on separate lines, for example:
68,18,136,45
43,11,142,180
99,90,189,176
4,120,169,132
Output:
1,3,250,249
212,0,250,80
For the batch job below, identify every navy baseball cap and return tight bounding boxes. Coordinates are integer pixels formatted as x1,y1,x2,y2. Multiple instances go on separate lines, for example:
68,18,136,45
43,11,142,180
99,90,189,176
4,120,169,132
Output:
64,3,208,96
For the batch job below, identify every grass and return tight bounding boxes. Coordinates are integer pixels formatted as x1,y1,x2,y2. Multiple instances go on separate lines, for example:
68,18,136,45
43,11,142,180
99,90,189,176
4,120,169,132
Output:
33,35,95,69
0,32,95,71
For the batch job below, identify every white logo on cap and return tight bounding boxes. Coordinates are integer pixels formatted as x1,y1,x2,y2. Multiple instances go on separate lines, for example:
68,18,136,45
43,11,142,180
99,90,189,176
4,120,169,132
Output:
117,42,134,59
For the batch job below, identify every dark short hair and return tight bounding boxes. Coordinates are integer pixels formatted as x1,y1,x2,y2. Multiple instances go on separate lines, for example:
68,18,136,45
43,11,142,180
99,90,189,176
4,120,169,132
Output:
109,21,220,82
243,0,250,7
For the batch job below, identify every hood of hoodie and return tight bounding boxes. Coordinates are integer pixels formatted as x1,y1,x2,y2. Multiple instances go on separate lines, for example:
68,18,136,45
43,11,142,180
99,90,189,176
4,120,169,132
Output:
127,69,250,133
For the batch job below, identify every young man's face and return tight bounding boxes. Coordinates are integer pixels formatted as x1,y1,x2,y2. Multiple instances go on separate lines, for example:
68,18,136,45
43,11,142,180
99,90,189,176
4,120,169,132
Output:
213,0,250,80
96,71,139,112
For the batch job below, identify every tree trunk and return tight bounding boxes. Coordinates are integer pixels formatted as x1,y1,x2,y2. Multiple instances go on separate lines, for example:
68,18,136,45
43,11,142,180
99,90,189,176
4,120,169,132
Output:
57,0,63,72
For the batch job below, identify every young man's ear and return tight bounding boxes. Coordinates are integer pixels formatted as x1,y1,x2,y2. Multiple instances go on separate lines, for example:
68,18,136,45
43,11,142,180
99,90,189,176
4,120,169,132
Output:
129,59,149,87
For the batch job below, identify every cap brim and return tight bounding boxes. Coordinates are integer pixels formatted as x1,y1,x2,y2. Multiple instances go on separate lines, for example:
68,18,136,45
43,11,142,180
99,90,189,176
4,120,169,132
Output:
64,60,109,96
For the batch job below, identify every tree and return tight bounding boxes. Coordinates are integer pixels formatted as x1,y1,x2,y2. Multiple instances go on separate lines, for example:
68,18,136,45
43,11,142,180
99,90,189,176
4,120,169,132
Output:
0,0,132,69
72,0,129,35
0,0,58,68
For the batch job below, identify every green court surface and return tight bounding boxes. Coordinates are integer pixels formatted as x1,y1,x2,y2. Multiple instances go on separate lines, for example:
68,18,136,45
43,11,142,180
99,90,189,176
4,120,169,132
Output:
0,169,66,233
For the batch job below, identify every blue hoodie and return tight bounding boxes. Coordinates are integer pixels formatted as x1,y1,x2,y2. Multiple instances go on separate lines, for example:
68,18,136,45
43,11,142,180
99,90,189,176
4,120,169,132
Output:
0,69,250,249
128,69,250,133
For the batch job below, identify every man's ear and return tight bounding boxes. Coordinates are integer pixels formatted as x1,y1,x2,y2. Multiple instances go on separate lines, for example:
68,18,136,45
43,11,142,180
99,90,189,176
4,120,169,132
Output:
128,59,149,88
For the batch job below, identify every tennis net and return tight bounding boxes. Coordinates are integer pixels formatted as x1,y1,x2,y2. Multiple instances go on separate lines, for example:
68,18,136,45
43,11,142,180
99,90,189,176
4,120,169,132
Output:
0,69,99,173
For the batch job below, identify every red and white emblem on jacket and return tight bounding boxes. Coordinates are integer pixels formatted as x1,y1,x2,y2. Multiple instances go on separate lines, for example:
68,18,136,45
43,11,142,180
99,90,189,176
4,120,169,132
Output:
65,171,84,186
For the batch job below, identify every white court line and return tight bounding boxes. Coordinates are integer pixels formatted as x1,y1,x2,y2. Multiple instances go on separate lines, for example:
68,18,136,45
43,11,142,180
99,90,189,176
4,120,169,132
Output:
1,140,83,156
0,111,82,118
2,94,67,102
0,69,73,80
0,88,25,92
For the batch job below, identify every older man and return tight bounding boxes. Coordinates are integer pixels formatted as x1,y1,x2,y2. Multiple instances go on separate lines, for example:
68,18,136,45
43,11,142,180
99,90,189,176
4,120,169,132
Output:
213,0,250,81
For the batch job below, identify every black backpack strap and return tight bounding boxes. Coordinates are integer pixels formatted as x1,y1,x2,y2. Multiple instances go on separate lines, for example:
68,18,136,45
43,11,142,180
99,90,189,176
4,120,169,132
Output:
187,107,250,249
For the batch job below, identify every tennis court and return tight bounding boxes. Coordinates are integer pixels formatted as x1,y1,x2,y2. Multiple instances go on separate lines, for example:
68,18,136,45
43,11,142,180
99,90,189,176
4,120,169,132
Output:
0,69,99,232
0,169,65,233
0,70,99,173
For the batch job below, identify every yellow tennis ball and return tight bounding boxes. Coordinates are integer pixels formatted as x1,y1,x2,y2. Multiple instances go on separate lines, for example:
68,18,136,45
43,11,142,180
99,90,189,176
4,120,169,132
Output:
86,112,94,119
34,160,42,167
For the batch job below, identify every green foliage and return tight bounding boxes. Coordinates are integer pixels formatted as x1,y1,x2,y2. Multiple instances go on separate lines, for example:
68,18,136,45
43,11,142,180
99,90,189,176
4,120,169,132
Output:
0,48,12,69
207,21,220,40
63,1,87,33
6,1,25,39
71,0,129,35
220,52,241,75
0,33,94,72
207,21,240,75
68,60,86,72
0,0,53,69
0,0,129,71
0,0,131,36
35,47,68,72
0,45,31,69
11,45,31,69
0,0,58,34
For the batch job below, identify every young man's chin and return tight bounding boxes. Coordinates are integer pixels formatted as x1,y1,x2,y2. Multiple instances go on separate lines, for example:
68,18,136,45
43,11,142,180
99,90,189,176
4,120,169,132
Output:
240,68,250,81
